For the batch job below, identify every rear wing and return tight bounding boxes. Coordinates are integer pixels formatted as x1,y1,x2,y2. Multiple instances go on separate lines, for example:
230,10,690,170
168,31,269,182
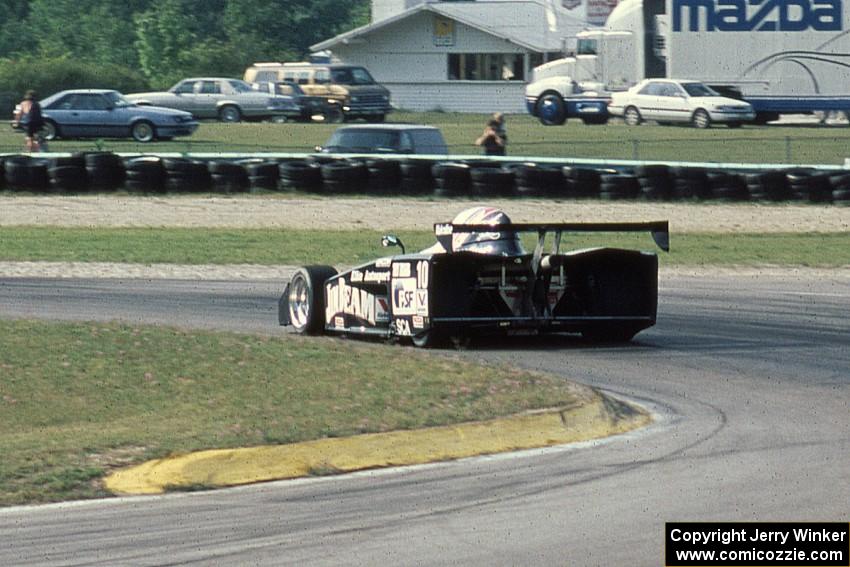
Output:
434,221,670,253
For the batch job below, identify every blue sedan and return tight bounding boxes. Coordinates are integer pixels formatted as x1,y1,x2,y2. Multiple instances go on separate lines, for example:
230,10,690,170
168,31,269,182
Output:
36,89,199,142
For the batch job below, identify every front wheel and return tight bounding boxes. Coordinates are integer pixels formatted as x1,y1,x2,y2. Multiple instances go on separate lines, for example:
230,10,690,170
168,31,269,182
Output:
287,265,338,334
131,121,155,143
537,94,566,126
623,106,642,126
692,109,711,129
219,105,242,123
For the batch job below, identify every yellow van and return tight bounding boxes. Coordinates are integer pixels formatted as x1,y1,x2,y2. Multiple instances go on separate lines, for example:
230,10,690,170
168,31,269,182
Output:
244,62,391,122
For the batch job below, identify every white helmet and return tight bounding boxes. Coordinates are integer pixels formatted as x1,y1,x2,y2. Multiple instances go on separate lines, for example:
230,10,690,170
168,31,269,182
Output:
450,206,525,256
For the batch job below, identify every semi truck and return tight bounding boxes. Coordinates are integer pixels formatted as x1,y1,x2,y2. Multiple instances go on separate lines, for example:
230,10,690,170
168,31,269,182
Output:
526,0,850,124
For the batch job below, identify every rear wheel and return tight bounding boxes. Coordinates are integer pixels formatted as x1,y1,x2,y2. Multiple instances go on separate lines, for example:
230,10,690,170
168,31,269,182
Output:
287,266,338,334
41,120,58,141
623,106,642,126
219,105,242,123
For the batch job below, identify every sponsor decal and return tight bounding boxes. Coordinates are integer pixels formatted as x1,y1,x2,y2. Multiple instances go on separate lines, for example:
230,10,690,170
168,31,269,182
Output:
334,316,344,329
672,0,842,32
375,258,392,268
394,318,413,336
416,289,429,316
412,315,425,329
435,223,454,236
392,262,411,278
325,279,381,325
349,269,389,284
392,278,417,315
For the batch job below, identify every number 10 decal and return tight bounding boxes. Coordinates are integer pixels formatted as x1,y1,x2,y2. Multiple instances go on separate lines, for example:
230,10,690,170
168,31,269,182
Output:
417,261,429,288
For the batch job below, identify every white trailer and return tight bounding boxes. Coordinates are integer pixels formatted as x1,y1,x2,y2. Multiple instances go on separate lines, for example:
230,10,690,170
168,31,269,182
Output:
526,0,850,123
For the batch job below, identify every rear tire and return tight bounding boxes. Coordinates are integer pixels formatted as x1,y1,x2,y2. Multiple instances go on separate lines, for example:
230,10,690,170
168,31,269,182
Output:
42,120,59,141
287,266,338,334
219,105,242,123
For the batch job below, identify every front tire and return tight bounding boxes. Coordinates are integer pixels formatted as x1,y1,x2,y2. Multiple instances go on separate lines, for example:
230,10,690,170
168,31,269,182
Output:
537,93,567,126
692,109,711,129
219,105,242,123
287,266,338,335
131,121,155,143
624,106,642,126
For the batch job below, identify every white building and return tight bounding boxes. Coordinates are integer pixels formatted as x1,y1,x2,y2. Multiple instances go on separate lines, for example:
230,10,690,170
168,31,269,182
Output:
311,0,601,113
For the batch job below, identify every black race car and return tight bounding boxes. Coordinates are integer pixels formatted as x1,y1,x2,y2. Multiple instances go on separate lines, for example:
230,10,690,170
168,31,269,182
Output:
279,207,669,347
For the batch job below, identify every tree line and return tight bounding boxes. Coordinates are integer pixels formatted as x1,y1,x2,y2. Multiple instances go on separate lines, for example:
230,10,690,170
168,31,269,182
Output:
0,0,368,112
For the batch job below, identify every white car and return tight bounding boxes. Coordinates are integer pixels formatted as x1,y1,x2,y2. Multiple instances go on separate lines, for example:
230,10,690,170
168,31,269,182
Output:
609,79,755,128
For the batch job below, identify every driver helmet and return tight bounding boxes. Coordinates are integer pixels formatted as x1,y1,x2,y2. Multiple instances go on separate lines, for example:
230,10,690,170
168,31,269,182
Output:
450,206,525,256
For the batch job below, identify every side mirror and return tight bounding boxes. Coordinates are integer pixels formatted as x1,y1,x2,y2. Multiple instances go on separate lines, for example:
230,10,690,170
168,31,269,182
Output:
381,234,405,254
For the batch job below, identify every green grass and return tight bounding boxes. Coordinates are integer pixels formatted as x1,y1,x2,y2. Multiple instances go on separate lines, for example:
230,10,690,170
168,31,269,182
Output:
2,111,850,164
0,226,848,267
0,319,582,506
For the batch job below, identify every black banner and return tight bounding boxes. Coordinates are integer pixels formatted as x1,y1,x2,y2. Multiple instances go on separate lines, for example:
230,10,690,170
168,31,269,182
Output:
666,522,849,566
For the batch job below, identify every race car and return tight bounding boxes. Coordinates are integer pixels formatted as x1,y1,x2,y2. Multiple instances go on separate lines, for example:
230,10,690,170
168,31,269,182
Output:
279,207,669,347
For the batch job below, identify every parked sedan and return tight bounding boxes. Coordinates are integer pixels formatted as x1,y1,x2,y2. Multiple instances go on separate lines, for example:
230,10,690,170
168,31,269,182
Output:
12,89,198,142
126,78,299,122
609,79,755,128
251,81,343,123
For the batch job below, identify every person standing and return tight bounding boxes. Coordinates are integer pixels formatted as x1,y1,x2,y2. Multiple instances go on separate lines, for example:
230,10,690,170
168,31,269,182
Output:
14,90,45,152
492,112,507,152
475,118,505,156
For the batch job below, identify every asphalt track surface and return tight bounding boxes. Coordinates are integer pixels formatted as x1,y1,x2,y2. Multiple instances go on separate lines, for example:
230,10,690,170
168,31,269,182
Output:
0,272,848,566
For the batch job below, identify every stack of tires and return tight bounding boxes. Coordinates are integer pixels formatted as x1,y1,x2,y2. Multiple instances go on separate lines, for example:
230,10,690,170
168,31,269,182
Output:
84,152,125,190
745,170,791,201
635,165,673,200
241,160,279,191
829,172,850,204
162,158,211,192
432,162,470,197
707,171,749,201
671,167,711,200
599,171,640,200
278,160,322,192
469,162,515,197
48,155,87,192
320,159,369,194
514,163,565,196
4,156,49,191
208,160,249,192
124,156,166,193
364,159,401,194
785,169,833,203
398,159,434,195
563,167,601,198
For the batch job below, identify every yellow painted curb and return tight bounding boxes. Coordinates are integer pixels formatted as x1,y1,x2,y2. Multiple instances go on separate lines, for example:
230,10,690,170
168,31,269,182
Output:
104,394,650,495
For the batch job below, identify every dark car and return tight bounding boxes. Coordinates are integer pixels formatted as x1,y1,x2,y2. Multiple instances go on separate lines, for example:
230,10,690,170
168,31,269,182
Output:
279,207,669,347
318,124,448,154
251,81,343,122
11,89,198,142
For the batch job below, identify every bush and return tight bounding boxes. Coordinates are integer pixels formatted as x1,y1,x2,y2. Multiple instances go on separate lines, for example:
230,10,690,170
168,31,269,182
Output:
0,57,150,115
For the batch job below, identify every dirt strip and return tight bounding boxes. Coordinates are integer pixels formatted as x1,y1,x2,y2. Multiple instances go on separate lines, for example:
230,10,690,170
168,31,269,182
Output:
2,196,848,232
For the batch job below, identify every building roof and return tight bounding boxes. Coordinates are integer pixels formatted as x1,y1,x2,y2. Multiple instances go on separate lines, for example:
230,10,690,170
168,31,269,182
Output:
311,0,591,53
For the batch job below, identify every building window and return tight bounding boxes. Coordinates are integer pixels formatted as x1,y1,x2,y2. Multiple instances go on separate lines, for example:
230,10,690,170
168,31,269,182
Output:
447,53,525,81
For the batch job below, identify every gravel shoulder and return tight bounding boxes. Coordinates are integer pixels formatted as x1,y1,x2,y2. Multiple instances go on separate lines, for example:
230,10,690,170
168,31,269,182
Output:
1,195,848,279
2,195,848,232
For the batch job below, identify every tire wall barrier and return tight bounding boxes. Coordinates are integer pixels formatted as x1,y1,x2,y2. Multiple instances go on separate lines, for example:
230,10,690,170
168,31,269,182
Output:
2,152,848,204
